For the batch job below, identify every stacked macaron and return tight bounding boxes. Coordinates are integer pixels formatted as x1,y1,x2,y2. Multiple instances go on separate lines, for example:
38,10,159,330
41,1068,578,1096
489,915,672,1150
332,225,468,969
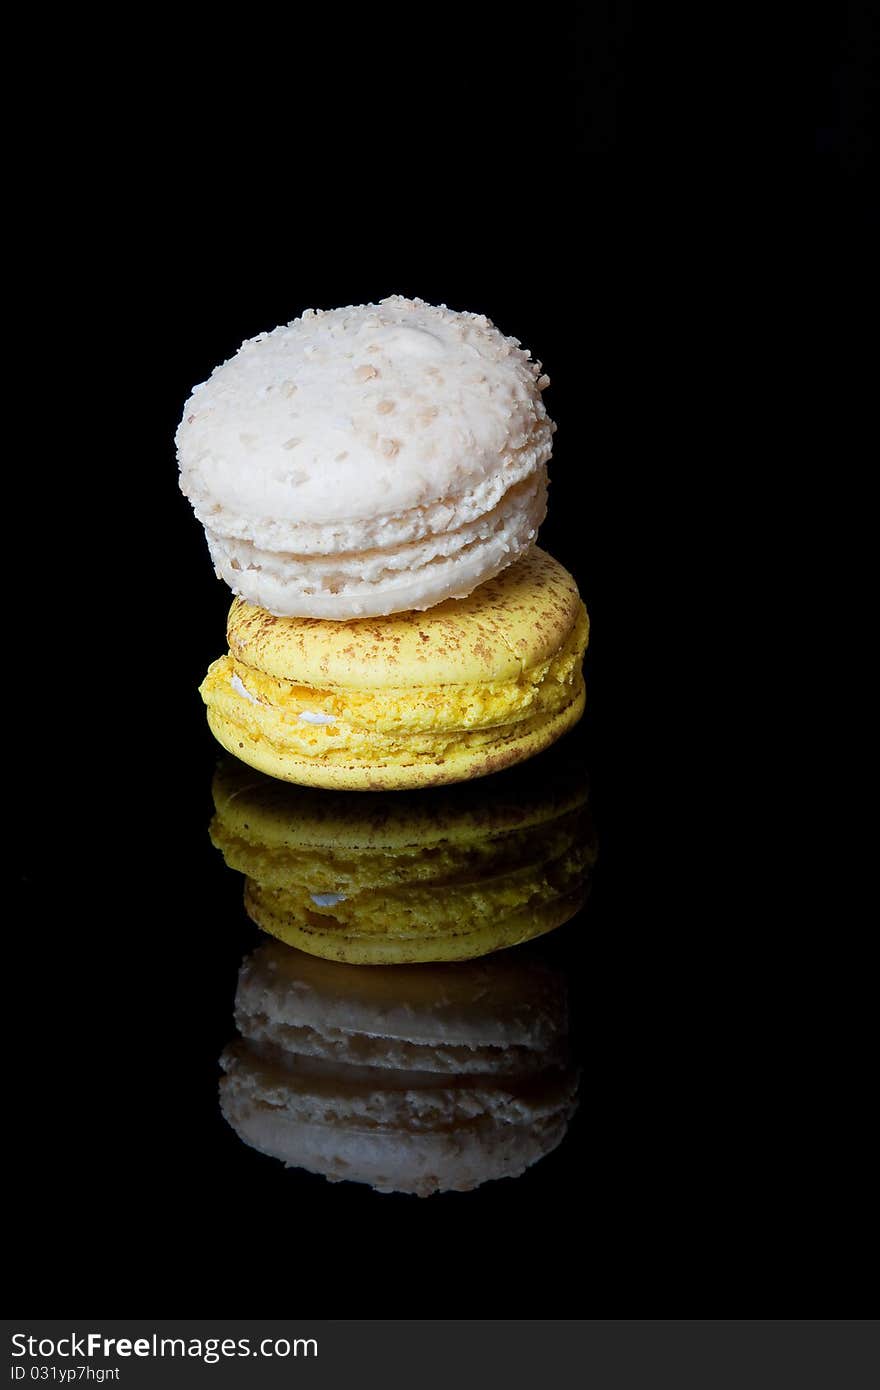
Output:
178,296,589,792
220,939,579,1196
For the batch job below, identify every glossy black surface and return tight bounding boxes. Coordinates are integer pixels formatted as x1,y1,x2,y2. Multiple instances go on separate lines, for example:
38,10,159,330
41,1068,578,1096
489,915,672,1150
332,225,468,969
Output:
16,13,873,1315
9,241,751,1312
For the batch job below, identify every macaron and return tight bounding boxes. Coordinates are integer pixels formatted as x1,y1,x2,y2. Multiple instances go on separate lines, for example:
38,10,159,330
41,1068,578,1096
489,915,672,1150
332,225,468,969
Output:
200,546,589,791
177,296,554,619
220,940,579,1196
209,742,595,964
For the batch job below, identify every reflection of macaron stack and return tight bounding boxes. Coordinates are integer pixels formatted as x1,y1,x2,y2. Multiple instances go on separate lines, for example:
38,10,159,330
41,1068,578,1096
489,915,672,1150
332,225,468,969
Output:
178,296,589,789
220,940,578,1196
210,751,595,964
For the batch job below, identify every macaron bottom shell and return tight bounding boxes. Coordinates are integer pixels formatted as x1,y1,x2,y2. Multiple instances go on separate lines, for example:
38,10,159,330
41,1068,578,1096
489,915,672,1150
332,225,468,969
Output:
205,680,585,791
243,878,589,965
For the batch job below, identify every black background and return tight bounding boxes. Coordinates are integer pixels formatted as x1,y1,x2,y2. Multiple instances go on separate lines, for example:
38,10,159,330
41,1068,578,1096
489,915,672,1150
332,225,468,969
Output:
12,6,876,1315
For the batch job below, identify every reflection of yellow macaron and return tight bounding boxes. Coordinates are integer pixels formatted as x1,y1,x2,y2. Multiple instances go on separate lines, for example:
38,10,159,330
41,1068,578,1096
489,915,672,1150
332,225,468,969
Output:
200,547,588,790
210,747,595,964
220,940,578,1196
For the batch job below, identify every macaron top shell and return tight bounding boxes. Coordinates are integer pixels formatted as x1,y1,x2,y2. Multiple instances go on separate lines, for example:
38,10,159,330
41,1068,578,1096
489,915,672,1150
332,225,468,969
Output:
177,295,553,534
226,546,584,690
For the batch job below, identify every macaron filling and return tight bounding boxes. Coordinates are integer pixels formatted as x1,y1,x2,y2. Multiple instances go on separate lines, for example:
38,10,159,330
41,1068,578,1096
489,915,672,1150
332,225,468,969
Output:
244,849,589,946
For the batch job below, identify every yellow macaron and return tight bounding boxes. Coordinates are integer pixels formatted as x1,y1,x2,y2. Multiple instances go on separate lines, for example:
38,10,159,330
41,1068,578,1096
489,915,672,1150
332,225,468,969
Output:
200,546,588,790
209,746,595,964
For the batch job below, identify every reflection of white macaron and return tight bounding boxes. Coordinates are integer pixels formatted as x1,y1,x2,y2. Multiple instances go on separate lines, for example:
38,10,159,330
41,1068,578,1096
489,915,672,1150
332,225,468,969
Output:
177,296,553,619
220,942,578,1196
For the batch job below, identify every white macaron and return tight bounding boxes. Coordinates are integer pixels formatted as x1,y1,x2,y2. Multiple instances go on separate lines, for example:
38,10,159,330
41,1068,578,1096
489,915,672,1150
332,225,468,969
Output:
220,942,579,1196
177,296,554,618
